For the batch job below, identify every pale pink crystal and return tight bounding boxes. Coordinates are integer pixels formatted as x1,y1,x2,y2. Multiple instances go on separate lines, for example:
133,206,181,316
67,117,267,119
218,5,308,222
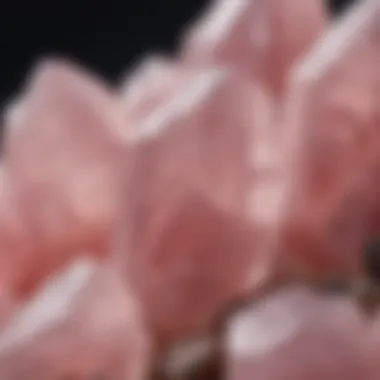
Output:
0,259,149,380
0,168,34,297
182,0,327,97
2,59,127,294
226,287,370,380
276,0,380,281
121,55,190,124
117,68,273,343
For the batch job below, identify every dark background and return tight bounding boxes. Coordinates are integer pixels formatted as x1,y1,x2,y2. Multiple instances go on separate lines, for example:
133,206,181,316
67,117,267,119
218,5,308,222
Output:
0,0,357,107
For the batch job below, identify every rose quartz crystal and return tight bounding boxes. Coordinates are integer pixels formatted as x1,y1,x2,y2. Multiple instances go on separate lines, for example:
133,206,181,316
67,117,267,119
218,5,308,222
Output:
2,59,127,294
276,0,380,281
0,168,33,296
0,259,149,380
0,2,378,378
182,0,327,98
226,287,370,380
121,55,190,124
117,68,273,343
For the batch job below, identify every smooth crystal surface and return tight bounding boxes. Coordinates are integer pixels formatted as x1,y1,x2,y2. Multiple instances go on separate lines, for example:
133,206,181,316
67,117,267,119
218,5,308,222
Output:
0,168,34,298
2,59,127,294
226,287,370,380
117,68,273,342
276,0,380,281
121,55,191,125
182,0,327,97
0,259,149,380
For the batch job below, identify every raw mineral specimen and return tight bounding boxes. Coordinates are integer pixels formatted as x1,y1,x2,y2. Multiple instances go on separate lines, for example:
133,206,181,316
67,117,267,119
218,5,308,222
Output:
0,259,149,380
226,287,370,380
182,0,327,97
276,0,380,281
117,68,272,343
2,59,127,294
0,0,378,378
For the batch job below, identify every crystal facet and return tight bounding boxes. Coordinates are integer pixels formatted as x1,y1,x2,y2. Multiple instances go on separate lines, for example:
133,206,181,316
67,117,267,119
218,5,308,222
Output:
0,259,149,380
226,287,370,380
182,0,327,97
276,0,380,281
3,59,127,294
117,69,272,342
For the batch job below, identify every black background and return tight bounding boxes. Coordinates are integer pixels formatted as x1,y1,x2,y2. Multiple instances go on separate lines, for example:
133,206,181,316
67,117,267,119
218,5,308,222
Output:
0,0,357,106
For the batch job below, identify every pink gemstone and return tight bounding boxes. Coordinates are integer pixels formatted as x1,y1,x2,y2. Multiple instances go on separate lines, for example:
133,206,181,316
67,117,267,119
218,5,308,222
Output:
276,0,380,281
226,287,370,380
0,259,150,380
0,168,45,327
121,55,190,124
2,58,128,294
182,0,327,97
117,68,272,342
0,168,34,297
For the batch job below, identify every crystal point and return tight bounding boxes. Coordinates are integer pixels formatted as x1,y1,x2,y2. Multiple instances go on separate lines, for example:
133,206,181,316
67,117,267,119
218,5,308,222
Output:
182,0,327,97
277,0,380,280
2,59,127,294
117,69,273,342
0,260,149,380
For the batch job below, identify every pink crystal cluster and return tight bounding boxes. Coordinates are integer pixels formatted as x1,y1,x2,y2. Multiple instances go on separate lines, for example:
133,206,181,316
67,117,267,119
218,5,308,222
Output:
0,0,379,379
